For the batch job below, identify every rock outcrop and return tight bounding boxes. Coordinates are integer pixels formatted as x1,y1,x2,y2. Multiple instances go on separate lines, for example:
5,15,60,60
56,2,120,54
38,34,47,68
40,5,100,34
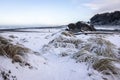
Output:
67,21,96,32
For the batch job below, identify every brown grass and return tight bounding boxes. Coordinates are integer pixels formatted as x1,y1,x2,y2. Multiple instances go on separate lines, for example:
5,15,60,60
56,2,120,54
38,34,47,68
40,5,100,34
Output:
49,35,83,48
0,36,29,62
81,38,117,58
72,50,98,63
73,50,120,77
72,37,120,78
93,58,119,75
61,31,75,37
0,36,10,44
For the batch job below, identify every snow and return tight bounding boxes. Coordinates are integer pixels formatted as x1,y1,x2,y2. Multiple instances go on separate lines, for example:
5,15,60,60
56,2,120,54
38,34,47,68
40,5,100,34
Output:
0,28,120,80
105,34,120,47
95,25,120,30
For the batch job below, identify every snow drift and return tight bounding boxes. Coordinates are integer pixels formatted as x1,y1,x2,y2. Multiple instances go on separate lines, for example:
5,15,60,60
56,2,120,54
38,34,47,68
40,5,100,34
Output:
42,31,120,80
0,29,120,80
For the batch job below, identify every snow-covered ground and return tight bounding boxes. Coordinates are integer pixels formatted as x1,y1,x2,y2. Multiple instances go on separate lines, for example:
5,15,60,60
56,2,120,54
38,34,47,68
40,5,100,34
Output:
95,25,120,30
0,28,120,80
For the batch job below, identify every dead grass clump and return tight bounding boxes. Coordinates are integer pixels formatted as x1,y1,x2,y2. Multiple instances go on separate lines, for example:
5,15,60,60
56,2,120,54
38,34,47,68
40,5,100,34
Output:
93,58,119,75
2,44,29,57
61,31,75,37
9,35,18,38
73,50,120,78
72,50,98,63
81,38,117,58
0,43,29,58
52,42,75,48
12,54,24,63
49,35,83,48
70,36,120,79
0,36,29,63
0,36,10,44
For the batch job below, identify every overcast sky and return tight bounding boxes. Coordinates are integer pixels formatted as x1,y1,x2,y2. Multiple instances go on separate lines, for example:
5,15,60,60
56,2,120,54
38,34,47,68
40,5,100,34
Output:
0,0,120,25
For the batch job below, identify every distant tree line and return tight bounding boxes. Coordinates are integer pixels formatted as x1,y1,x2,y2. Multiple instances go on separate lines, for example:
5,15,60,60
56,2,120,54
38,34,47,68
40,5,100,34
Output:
90,11,120,25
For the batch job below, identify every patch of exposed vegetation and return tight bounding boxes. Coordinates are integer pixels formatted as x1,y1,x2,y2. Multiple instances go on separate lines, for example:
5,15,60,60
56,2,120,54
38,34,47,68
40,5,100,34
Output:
61,31,75,37
71,37,120,79
93,58,119,75
0,69,17,80
42,31,120,79
0,36,30,65
79,38,118,58
49,31,83,49
9,35,18,39
72,50,98,63
42,31,83,55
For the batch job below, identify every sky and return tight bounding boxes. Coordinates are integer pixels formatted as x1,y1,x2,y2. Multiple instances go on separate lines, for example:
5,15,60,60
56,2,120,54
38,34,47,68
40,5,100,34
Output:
0,0,120,26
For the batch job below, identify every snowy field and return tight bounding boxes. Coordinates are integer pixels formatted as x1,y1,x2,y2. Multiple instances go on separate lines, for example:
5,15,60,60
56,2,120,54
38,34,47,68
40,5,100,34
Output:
0,28,120,80
95,25,120,30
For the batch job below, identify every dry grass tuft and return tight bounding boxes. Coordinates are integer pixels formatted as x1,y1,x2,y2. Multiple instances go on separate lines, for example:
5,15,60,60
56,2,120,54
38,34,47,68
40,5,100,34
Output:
73,50,120,78
72,37,120,78
9,35,18,38
2,44,29,57
49,35,83,48
0,36,10,44
0,43,29,57
61,31,75,37
0,36,29,63
80,38,118,58
72,50,98,63
93,58,119,75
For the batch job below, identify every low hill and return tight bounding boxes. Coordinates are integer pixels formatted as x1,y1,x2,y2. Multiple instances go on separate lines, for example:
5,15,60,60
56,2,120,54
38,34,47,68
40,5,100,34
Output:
90,11,120,25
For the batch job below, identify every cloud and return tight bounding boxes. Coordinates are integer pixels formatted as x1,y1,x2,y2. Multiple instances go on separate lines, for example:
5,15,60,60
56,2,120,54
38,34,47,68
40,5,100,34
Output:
82,0,120,13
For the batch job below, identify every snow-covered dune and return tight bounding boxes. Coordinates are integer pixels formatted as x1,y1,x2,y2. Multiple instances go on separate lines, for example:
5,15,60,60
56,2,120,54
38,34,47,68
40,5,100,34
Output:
0,28,120,80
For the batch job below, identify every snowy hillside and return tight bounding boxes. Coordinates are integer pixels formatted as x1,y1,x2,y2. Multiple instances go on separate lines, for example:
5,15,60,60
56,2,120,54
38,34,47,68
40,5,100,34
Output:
0,28,120,80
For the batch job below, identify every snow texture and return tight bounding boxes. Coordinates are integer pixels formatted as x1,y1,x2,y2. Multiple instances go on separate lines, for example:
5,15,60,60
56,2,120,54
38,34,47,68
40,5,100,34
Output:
0,28,120,80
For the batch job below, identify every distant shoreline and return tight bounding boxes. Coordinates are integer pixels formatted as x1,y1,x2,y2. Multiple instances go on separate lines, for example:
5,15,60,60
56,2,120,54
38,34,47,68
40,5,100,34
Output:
0,26,66,33
0,26,66,30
